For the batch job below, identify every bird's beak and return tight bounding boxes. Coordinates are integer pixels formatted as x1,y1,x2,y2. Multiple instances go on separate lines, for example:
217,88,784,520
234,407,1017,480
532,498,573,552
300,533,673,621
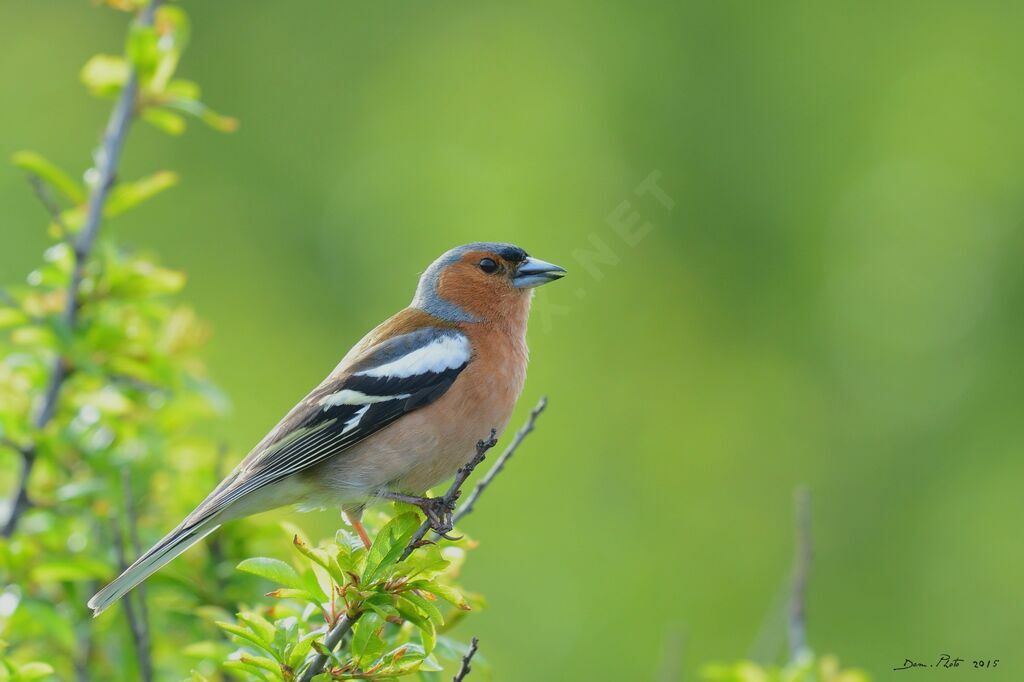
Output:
512,256,567,289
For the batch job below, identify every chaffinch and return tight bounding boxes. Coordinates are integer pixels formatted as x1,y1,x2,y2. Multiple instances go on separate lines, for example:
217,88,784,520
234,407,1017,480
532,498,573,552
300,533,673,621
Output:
89,242,565,615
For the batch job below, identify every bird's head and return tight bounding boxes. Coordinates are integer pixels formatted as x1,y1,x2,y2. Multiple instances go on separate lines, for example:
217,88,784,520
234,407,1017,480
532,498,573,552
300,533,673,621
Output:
412,242,566,324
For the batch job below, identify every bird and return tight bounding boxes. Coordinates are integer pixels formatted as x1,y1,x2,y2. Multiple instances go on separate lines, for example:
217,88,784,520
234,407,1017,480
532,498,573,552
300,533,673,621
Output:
87,242,565,615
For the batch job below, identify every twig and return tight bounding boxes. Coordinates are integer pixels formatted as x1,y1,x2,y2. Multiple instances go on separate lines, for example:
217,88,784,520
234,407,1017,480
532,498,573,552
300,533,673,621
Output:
74,582,99,682
121,469,153,681
297,613,361,682
787,487,812,663
452,637,479,682
27,175,69,240
452,396,547,525
1,361,66,536
111,510,152,682
399,430,499,563
0,0,162,537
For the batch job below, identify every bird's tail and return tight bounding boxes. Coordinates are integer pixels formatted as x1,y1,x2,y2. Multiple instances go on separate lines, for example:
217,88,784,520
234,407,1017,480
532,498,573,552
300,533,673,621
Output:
87,516,220,616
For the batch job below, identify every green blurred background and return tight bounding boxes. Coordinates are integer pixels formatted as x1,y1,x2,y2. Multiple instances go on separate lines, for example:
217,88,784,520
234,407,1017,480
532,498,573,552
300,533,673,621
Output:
3,1,1024,679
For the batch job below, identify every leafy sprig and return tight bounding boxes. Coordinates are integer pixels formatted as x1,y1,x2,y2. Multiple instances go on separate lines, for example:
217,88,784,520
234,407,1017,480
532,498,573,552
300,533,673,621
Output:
202,513,484,681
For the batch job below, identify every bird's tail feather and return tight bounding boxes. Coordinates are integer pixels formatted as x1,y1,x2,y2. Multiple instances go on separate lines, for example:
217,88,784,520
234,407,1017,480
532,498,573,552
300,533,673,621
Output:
87,518,220,616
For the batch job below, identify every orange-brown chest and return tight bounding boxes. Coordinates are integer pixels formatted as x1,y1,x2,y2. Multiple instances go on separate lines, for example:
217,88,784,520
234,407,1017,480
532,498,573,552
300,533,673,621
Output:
392,324,529,491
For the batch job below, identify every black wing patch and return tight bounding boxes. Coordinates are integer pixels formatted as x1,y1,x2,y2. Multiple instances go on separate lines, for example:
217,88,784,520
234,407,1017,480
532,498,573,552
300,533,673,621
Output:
207,328,471,512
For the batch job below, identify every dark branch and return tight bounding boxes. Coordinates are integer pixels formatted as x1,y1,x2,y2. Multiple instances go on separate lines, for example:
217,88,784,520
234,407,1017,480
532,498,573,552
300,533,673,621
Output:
0,0,161,537
452,396,547,525
399,430,499,562
121,469,152,681
787,487,812,663
452,637,480,682
297,613,360,682
112,510,152,682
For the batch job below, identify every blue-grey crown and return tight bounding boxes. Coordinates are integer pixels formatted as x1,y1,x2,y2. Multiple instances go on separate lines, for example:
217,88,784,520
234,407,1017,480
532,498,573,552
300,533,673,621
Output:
411,242,527,322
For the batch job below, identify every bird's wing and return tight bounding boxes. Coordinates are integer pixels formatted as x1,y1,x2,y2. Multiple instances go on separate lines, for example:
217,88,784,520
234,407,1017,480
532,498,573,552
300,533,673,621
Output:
200,326,472,517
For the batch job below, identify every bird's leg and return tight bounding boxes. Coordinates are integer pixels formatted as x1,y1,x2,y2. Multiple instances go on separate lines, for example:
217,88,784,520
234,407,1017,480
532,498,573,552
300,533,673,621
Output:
377,491,458,539
343,509,373,550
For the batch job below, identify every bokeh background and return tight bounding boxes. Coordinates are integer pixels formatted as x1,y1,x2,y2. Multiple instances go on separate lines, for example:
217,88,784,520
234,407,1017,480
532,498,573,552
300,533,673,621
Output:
3,1,1024,679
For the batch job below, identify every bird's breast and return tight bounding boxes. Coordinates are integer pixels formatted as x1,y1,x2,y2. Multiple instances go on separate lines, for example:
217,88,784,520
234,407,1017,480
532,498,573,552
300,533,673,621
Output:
391,327,528,491
311,327,528,498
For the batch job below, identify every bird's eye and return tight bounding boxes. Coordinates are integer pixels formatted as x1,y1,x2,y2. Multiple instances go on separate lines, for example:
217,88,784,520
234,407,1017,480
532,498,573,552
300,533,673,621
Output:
478,258,498,273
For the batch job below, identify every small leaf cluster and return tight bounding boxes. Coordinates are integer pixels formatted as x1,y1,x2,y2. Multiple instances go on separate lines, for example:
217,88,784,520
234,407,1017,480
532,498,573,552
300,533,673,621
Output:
83,2,236,136
701,655,870,682
193,512,486,681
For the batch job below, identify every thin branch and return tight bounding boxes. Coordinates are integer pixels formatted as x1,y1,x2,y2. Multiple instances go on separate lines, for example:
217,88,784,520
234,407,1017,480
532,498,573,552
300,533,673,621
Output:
27,175,69,240
121,469,153,681
74,582,99,682
452,637,479,682
452,396,547,525
399,430,499,563
297,613,361,682
112,510,152,682
0,0,161,537
787,487,812,663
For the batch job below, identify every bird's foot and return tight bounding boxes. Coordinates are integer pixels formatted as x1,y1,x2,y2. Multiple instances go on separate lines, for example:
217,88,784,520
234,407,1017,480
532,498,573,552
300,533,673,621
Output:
379,492,459,540
344,510,373,550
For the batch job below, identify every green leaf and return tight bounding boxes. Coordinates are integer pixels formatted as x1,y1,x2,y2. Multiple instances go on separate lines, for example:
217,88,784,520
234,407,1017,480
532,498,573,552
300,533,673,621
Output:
141,108,187,135
402,591,445,627
32,557,110,582
237,612,277,649
396,597,437,656
238,655,280,674
362,512,420,584
361,593,400,621
162,97,239,132
286,633,317,669
418,655,445,673
16,662,55,680
309,640,332,657
126,24,160,78
0,308,28,330
55,479,108,502
408,581,470,611
394,543,449,580
11,151,85,204
155,5,191,52
293,534,343,583
223,660,273,682
105,171,179,217
264,588,316,601
80,54,128,97
237,557,303,589
351,611,386,667
166,78,201,100
182,640,230,659
216,621,275,656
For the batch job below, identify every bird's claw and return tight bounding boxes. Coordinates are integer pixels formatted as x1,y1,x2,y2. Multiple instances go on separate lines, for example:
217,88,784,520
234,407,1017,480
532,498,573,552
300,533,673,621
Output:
419,496,456,536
